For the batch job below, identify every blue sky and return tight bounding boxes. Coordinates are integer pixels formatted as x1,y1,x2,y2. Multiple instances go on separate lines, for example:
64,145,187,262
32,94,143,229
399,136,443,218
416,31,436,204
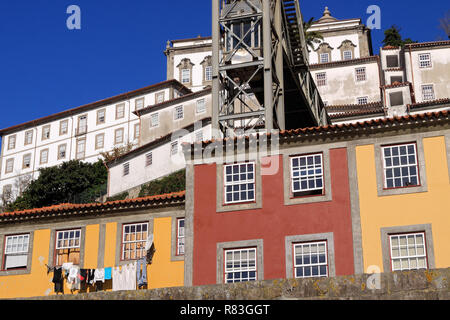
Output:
0,0,448,131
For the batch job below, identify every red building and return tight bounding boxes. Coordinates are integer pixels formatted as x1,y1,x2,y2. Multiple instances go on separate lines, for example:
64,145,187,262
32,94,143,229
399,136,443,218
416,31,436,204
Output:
183,132,363,286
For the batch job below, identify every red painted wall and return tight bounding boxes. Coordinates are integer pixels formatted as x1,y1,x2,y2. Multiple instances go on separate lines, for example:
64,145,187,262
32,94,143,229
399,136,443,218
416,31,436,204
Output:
192,148,355,286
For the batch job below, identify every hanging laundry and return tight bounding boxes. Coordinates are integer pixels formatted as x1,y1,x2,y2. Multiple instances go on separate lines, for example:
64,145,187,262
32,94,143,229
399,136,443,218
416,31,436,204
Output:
137,258,147,289
52,267,64,294
62,262,73,272
104,267,112,280
79,269,87,283
87,269,96,285
112,266,125,291
67,266,80,291
124,262,137,291
94,268,105,283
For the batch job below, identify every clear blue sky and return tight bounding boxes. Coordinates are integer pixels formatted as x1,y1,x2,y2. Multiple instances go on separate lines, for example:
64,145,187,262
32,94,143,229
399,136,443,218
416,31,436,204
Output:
0,0,448,131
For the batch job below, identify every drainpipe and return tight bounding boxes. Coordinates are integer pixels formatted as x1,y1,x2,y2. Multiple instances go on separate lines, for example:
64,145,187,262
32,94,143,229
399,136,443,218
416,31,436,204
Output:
408,46,416,104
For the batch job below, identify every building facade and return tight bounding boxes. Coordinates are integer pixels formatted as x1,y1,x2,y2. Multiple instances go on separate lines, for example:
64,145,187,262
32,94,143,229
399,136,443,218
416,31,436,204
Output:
0,192,186,299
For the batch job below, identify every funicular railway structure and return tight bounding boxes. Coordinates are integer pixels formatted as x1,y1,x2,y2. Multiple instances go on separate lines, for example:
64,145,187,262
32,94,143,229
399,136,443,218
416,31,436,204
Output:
211,0,330,138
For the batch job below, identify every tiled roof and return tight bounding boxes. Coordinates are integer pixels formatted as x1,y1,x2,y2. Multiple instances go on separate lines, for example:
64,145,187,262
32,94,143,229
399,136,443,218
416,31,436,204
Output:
0,191,186,222
134,88,211,117
186,110,449,150
405,40,450,49
382,82,411,89
326,101,385,119
381,45,400,50
0,80,192,136
309,56,379,70
408,98,450,110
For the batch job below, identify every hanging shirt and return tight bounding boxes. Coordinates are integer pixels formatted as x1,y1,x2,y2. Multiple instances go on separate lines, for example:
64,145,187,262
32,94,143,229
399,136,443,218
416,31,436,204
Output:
94,268,105,283
125,262,137,291
52,267,64,294
112,266,126,291
104,267,112,280
67,266,80,291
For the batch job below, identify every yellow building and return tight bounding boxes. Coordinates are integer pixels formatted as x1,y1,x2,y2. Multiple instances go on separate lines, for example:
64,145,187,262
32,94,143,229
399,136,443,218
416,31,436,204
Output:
353,112,450,273
0,191,185,299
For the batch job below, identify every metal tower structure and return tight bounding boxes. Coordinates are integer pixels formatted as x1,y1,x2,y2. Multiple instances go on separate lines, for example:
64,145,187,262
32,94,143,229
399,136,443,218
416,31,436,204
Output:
212,0,330,138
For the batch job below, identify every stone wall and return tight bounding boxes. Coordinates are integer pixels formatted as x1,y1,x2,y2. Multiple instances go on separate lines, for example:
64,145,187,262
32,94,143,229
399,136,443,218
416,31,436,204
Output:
20,268,449,300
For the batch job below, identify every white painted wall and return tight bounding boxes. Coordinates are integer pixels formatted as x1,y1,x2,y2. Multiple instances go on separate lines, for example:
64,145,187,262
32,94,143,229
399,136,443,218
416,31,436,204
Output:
108,124,212,197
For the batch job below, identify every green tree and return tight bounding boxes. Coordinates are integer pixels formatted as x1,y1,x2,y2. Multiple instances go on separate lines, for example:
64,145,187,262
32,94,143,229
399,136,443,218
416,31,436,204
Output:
139,169,186,197
303,17,324,48
382,25,417,47
5,160,107,212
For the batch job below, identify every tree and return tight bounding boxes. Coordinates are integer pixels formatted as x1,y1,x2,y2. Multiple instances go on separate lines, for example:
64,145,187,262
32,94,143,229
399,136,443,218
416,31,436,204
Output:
303,17,324,49
139,169,186,197
100,142,134,163
382,25,417,47
5,160,107,212
440,11,450,39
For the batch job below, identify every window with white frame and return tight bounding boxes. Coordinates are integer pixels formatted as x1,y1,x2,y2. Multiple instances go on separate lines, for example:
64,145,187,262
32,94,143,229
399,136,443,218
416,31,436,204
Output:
224,247,257,283
58,144,66,160
196,99,206,114
421,84,435,101
195,130,203,142
25,130,33,145
355,67,366,82
293,241,328,278
290,154,324,197
5,158,14,174
121,222,148,261
205,66,212,81
176,218,185,256
135,98,145,111
389,232,428,271
76,139,86,159
55,229,81,266
123,162,130,176
224,162,255,204
40,149,49,164
134,123,140,140
42,125,51,140
60,120,68,135
170,141,178,156
418,53,431,68
357,96,368,105
181,69,190,84
3,234,30,270
150,113,159,127
95,133,104,150
156,91,165,104
316,72,327,87
174,105,184,120
319,53,329,63
97,109,106,124
22,154,31,169
343,50,352,60
116,103,125,119
382,143,419,189
115,128,124,144
8,135,16,150
145,152,153,167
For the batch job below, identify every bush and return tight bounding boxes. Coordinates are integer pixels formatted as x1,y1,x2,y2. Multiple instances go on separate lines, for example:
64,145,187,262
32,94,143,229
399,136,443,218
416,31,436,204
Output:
139,169,186,197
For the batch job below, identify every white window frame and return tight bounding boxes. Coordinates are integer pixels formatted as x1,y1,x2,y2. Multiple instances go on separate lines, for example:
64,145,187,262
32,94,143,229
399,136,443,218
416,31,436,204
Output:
97,109,106,124
196,99,206,114
25,130,33,145
5,158,14,174
343,50,352,60
76,139,86,160
174,105,184,120
123,162,130,176
293,241,328,279
319,53,329,63
145,152,153,167
224,162,256,204
115,128,124,145
8,135,16,150
4,234,30,270
60,120,68,136
121,222,148,261
42,125,51,141
389,232,428,271
176,218,185,256
382,143,420,189
55,229,81,266
155,91,165,104
134,123,140,140
22,153,31,169
205,66,212,81
170,141,179,156
357,96,369,105
355,67,367,82
116,103,125,120
290,154,324,196
316,72,327,87
150,113,159,127
95,133,104,150
418,53,432,68
181,69,190,84
57,144,67,160
224,247,257,283
135,98,145,111
40,149,49,165
421,84,435,101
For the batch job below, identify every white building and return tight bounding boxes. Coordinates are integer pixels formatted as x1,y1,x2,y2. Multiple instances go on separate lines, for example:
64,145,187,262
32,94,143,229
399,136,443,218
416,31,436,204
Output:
0,80,192,204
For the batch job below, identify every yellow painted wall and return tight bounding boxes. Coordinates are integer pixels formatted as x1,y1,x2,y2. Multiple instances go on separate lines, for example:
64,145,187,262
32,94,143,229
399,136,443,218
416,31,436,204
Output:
356,136,450,272
148,217,184,289
0,217,185,298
